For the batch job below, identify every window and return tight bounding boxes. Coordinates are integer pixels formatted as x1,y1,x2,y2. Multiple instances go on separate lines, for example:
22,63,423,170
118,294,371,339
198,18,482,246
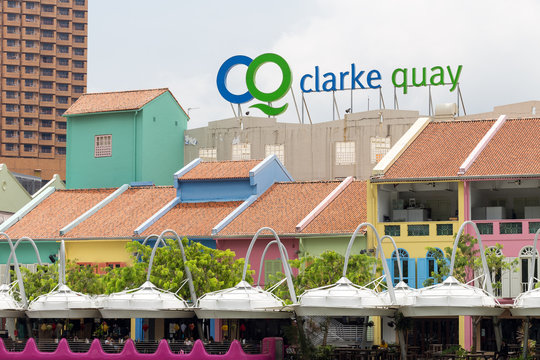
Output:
7,53,18,60
477,223,493,235
26,2,36,9
7,26,17,34
41,81,53,89
486,247,503,297
74,23,85,31
5,91,17,99
25,27,34,35
24,105,34,113
25,40,35,48
370,136,391,164
56,84,68,91
264,259,282,285
24,92,34,99
42,17,54,25
57,32,69,40
40,146,52,153
385,225,401,237
436,224,453,236
7,39,17,47
41,68,53,76
41,94,53,101
25,15,35,22
57,96,68,104
24,131,34,139
58,20,69,28
265,144,285,164
408,224,429,236
417,248,445,288
25,66,35,74
56,147,66,155
74,10,85,18
57,45,69,54
56,109,66,116
58,7,69,15
40,107,53,115
24,144,34,152
41,120,52,128
232,143,250,160
7,1,18,8
530,222,540,234
335,141,355,165
42,30,54,38
57,134,66,142
7,13,18,21
73,73,84,81
198,148,217,162
520,246,539,292
25,53,34,60
390,248,411,285
42,4,54,12
95,135,112,157
40,133,52,140
5,118,16,125
56,71,68,79
73,48,85,56
57,58,69,66
74,35,85,43
5,104,17,112
24,118,33,126
24,79,34,87
56,122,67,129
5,130,17,138
6,65,17,73
41,56,54,63
6,78,17,86
500,222,522,235
75,0,85,5
73,60,84,68
41,43,54,51
5,144,16,151
74,86,85,93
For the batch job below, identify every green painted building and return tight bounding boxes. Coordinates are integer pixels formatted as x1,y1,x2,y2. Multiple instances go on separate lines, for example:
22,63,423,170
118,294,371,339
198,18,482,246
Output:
64,88,188,189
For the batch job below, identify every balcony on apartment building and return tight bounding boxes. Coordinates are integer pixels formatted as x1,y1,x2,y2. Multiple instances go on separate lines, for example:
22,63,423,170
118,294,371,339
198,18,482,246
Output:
470,179,540,239
20,131,38,145
55,121,67,134
1,130,19,144
21,144,39,157
3,13,21,27
3,27,20,39
2,52,20,66
377,181,460,239
39,132,54,146
1,145,19,157
1,117,19,131
39,145,55,159
20,118,39,132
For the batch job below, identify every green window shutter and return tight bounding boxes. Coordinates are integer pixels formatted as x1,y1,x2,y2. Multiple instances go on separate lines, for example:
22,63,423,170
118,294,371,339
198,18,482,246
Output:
264,259,282,285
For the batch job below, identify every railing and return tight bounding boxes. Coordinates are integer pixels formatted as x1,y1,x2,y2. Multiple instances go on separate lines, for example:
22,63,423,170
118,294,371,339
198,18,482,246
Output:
475,219,540,237
0,337,275,359
381,221,459,238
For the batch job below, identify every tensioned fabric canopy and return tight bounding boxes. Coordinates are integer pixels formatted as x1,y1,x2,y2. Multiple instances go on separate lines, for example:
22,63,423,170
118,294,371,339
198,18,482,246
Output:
0,283,24,318
26,284,99,319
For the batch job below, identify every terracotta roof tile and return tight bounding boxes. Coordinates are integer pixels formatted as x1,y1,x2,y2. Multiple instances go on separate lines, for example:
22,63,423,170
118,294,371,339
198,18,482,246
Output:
180,160,262,180
143,201,242,237
64,88,168,115
301,181,367,234
64,186,176,238
465,118,540,176
219,182,341,236
6,188,115,239
382,120,494,180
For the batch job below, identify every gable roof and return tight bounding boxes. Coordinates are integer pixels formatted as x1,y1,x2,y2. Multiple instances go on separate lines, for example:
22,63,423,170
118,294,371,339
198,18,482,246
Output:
179,160,262,181
64,88,169,116
218,181,341,236
380,120,494,180
6,188,115,239
142,201,243,237
301,181,367,235
63,186,176,239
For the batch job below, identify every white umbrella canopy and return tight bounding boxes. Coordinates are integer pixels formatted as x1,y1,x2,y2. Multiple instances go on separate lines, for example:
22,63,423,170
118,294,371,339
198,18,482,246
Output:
402,276,503,317
195,280,291,319
0,283,25,317
97,281,194,319
26,284,99,319
294,277,395,317
380,280,416,307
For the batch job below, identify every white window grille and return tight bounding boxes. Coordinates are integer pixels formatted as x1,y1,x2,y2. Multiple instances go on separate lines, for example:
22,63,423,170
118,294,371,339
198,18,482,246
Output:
265,144,285,164
198,147,217,162
94,135,112,158
370,137,391,164
335,141,355,165
232,143,250,161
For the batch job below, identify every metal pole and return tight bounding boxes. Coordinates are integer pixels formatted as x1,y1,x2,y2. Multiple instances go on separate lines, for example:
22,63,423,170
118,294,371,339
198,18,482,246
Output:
380,235,402,283
4,236,43,285
290,87,302,124
0,232,28,306
256,240,291,286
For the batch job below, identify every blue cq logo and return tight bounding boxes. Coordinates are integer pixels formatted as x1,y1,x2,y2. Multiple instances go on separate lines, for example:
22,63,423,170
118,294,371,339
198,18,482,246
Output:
216,53,292,116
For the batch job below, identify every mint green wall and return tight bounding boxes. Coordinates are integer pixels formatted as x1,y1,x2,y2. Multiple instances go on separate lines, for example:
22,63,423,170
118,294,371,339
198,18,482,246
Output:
0,241,59,264
66,92,187,189
299,235,367,257
139,92,187,185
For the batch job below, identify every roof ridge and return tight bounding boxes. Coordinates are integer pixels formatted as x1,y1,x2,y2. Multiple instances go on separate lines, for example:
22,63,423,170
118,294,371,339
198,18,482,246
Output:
80,88,168,97
274,180,343,184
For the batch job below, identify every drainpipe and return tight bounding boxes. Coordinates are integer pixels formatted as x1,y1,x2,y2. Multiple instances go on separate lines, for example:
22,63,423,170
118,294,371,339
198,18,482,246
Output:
133,109,141,182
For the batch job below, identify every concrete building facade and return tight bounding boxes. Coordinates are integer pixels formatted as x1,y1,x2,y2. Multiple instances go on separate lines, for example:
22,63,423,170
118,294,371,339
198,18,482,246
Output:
0,0,88,180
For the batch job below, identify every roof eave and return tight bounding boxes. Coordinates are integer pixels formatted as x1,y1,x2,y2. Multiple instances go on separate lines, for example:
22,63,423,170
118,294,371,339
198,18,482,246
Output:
371,173,540,183
63,108,140,118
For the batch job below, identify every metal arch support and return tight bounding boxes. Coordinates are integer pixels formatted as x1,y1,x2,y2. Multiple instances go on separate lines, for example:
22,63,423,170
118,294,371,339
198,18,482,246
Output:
0,232,28,306
343,222,396,303
256,240,292,286
528,228,540,291
449,221,494,296
380,235,402,283
4,236,43,285
147,229,197,305
59,240,66,285
241,227,297,304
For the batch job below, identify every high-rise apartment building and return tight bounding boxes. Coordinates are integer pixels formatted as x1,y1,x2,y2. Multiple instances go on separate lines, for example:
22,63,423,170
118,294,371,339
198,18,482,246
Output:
0,0,87,180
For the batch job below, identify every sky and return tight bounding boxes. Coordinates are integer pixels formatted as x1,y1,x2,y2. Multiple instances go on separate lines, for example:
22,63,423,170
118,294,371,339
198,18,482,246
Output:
87,0,540,129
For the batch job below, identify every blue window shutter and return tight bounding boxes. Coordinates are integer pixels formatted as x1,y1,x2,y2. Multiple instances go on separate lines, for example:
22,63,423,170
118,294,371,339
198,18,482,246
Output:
386,258,394,283
417,258,428,288
408,258,416,288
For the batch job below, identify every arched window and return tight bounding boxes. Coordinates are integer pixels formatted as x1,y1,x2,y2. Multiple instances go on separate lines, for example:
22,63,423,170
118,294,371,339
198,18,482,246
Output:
520,246,539,292
417,248,444,288
486,247,503,297
390,248,410,285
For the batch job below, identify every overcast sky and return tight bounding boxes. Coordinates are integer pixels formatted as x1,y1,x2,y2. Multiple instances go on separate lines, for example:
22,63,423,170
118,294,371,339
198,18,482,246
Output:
87,0,540,129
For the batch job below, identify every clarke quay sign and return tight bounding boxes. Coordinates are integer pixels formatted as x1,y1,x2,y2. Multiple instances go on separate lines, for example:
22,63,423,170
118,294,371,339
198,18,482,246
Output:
216,53,463,116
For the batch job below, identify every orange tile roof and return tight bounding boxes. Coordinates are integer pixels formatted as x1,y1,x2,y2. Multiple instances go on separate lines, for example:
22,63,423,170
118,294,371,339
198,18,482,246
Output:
218,181,341,236
142,201,243,237
64,186,176,238
180,160,262,180
301,181,367,235
382,120,494,180
465,118,540,176
6,188,115,239
64,88,168,115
